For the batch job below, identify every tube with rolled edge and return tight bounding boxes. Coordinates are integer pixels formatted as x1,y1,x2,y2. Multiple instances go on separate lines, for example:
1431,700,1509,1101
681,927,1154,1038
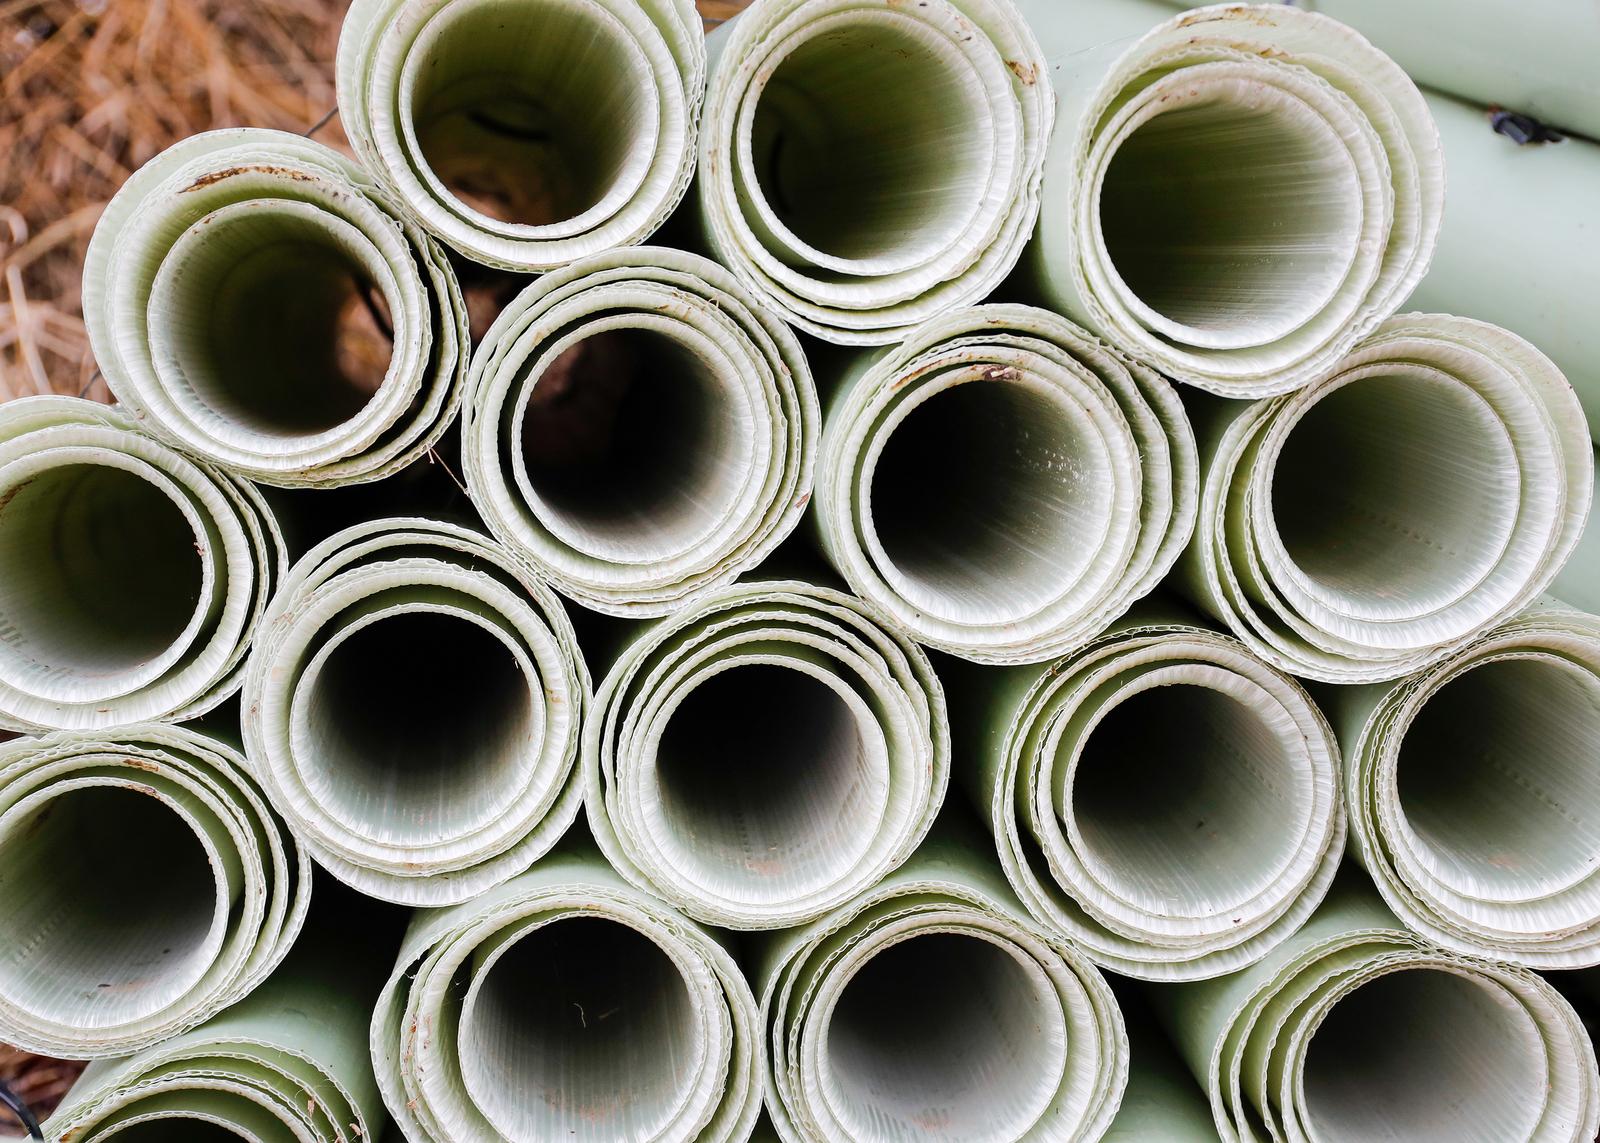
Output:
1152,875,1600,1143
1330,605,1600,969
583,579,947,930
241,517,588,907
695,0,1053,345
1018,0,1442,397
757,824,1128,1143
952,602,1344,981
371,844,761,1143
0,724,309,1059
812,302,1196,665
45,887,393,1143
462,246,818,616
1180,312,1593,684
337,0,704,271
0,397,283,731
82,128,469,487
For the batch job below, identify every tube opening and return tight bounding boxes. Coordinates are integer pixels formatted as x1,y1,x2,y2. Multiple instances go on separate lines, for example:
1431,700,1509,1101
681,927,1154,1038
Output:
407,0,655,228
519,327,749,560
1271,373,1518,613
459,916,696,1142
868,379,1107,624
1071,683,1301,905
1302,969,1543,1142
0,785,219,1027
652,663,881,903
157,208,394,437
1097,92,1358,342
749,19,992,264
301,610,534,843
0,463,203,680
825,932,1057,1143
1397,657,1600,891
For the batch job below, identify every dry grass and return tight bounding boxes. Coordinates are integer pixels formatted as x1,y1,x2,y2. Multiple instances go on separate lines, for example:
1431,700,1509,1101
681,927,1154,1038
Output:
0,0,747,1132
0,0,748,405
0,0,354,404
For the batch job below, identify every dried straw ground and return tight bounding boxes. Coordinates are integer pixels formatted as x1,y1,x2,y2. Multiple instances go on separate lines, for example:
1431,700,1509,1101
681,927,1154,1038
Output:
0,0,746,1131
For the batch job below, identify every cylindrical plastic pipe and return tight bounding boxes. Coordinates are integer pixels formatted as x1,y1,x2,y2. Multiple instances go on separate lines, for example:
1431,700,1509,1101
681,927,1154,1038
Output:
1333,605,1600,969
0,397,282,731
758,827,1128,1143
463,246,817,616
583,579,948,929
242,517,589,906
371,846,762,1143
83,128,469,486
813,302,1196,664
1019,0,1442,396
337,0,705,270
1154,877,1600,1142
0,724,309,1058
696,0,1053,344
958,604,1344,980
1181,313,1593,683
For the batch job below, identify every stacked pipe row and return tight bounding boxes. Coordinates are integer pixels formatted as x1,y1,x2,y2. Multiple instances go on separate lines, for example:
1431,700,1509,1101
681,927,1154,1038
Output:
0,0,1597,1140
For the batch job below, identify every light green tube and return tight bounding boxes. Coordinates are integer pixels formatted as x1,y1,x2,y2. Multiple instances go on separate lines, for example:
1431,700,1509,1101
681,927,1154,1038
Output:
951,602,1344,981
811,302,1196,664
583,579,948,930
1018,0,1442,396
696,0,1053,344
0,397,283,731
337,0,705,271
371,844,762,1143
1153,875,1600,1142
756,823,1128,1142
462,246,818,617
1180,313,1593,683
83,128,469,487
0,724,309,1059
241,517,589,906
46,889,392,1143
1328,605,1600,969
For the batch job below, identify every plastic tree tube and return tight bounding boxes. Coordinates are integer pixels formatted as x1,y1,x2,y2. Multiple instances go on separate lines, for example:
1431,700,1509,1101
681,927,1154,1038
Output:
812,302,1195,664
695,0,1052,345
241,517,588,906
337,0,704,271
957,605,1344,980
82,128,469,487
0,397,282,731
371,845,761,1143
1181,313,1592,683
0,724,308,1058
1020,0,1442,396
583,579,947,929
463,246,817,616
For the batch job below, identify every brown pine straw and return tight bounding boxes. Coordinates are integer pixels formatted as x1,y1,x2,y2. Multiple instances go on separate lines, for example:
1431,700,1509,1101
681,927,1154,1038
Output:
0,0,748,1132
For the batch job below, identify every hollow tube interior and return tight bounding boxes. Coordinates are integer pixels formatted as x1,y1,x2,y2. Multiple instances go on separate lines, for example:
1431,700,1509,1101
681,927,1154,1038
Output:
458,916,696,1142
1301,968,1543,1143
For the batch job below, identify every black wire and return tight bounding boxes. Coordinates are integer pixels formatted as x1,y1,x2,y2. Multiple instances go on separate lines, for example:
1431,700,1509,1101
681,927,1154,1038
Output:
0,1076,43,1140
